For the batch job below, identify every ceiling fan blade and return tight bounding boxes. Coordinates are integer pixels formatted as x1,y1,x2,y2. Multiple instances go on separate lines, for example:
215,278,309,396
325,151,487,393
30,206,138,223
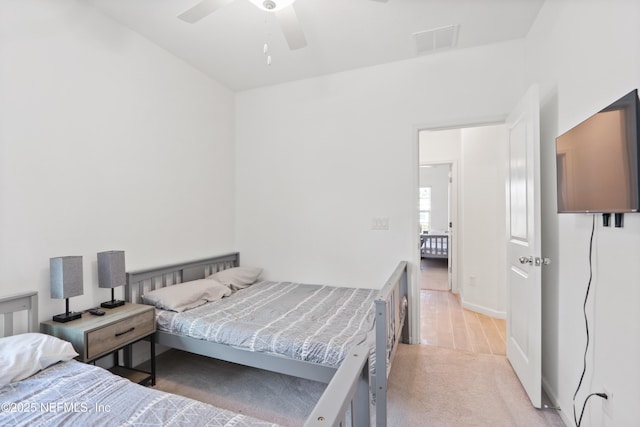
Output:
275,5,307,50
178,0,235,23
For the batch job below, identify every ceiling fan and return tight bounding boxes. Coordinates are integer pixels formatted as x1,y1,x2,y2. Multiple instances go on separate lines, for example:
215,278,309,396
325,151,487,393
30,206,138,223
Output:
178,0,389,51
178,0,308,50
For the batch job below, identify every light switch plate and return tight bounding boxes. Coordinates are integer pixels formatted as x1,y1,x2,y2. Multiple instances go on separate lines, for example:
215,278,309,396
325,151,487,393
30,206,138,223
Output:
371,217,389,230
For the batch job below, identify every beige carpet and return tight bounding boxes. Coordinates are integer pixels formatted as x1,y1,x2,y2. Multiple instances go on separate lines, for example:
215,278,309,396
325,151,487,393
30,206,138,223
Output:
420,258,449,291
388,344,565,427
144,345,564,426
145,349,325,426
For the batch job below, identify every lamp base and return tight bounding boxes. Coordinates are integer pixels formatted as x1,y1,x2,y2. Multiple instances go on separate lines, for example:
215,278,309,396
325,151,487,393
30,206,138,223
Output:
100,299,125,309
52,311,82,323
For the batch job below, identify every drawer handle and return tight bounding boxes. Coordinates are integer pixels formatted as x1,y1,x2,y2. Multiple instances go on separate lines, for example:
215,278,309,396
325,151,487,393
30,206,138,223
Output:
115,327,135,337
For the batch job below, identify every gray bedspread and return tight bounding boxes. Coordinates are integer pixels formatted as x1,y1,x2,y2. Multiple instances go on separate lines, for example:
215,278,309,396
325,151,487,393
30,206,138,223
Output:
0,360,277,427
157,281,377,367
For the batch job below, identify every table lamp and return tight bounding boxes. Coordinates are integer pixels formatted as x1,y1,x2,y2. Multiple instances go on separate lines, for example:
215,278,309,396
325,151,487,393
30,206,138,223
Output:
50,256,83,323
98,250,126,308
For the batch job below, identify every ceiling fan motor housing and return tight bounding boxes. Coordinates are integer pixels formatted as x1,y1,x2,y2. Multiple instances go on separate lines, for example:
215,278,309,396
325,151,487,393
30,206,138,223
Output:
248,0,297,12
179,0,306,50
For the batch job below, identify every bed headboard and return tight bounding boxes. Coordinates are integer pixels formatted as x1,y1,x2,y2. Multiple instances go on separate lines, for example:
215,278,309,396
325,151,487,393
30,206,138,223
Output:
0,292,38,337
125,252,239,304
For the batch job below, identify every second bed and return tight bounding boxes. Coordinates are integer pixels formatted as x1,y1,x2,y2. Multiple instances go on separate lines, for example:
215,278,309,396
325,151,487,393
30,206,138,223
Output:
125,253,409,426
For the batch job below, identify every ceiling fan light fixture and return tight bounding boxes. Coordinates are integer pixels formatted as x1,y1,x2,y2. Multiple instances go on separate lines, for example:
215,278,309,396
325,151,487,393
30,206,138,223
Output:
248,0,296,12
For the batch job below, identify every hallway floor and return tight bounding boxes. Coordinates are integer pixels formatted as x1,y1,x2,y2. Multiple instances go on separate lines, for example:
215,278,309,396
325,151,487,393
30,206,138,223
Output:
420,258,449,291
420,290,506,356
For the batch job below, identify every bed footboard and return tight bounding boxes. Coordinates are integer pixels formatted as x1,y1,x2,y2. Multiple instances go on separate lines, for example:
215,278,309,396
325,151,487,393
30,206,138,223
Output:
304,343,370,427
374,261,409,426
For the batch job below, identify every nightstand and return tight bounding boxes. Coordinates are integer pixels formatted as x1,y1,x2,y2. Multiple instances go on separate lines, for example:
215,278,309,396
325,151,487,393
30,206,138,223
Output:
41,302,156,386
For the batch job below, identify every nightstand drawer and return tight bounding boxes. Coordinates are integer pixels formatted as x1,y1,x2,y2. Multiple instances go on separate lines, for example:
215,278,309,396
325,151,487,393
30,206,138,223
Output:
87,310,154,360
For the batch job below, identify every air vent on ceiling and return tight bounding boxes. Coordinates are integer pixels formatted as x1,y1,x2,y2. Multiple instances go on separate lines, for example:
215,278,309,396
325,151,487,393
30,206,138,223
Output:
413,24,459,55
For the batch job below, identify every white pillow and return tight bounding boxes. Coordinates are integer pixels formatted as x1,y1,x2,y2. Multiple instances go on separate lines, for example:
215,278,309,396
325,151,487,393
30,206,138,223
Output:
0,333,78,387
142,279,231,312
206,266,262,291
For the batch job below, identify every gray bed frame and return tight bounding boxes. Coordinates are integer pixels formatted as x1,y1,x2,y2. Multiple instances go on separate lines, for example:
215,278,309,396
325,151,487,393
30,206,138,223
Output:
421,233,449,259
0,290,372,427
125,253,409,427
0,291,38,337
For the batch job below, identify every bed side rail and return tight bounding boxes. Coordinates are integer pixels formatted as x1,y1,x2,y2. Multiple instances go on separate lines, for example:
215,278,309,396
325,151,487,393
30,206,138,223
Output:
0,291,38,336
125,252,239,304
373,261,409,426
304,343,370,427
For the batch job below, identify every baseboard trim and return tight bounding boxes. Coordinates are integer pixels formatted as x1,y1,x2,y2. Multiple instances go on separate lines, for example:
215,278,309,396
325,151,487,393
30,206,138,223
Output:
460,299,506,319
542,376,571,426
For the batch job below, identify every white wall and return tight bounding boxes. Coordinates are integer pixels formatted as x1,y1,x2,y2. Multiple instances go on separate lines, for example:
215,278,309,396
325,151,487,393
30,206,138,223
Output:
0,0,235,322
418,164,449,233
235,40,526,312
526,0,640,425
459,125,508,317
419,128,461,163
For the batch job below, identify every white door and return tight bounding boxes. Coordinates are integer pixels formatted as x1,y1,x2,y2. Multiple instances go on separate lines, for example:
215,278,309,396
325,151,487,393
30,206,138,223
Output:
506,85,542,408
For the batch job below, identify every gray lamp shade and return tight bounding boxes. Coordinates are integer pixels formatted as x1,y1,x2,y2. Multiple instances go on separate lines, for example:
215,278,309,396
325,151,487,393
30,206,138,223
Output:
98,250,126,289
50,256,83,299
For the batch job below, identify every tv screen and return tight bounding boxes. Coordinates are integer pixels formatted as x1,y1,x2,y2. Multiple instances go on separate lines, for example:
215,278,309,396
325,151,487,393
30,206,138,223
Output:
556,89,640,213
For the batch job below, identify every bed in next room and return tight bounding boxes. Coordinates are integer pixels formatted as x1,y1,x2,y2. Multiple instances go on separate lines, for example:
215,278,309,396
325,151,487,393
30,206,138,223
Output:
420,233,449,259
0,292,371,427
124,253,409,427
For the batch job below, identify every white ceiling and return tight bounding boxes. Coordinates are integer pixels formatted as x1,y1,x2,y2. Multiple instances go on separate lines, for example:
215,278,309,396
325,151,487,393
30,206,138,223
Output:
86,0,545,92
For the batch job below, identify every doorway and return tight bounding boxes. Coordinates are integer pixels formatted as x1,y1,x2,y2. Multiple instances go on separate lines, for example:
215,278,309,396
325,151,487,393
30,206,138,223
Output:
417,125,508,356
419,162,452,292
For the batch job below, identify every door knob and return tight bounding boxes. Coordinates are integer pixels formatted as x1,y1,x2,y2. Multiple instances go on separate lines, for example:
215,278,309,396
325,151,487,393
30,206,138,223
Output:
519,256,551,266
519,256,533,265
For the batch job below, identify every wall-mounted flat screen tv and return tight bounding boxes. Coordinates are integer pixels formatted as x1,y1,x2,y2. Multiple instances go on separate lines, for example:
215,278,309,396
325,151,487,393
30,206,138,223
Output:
556,89,640,213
